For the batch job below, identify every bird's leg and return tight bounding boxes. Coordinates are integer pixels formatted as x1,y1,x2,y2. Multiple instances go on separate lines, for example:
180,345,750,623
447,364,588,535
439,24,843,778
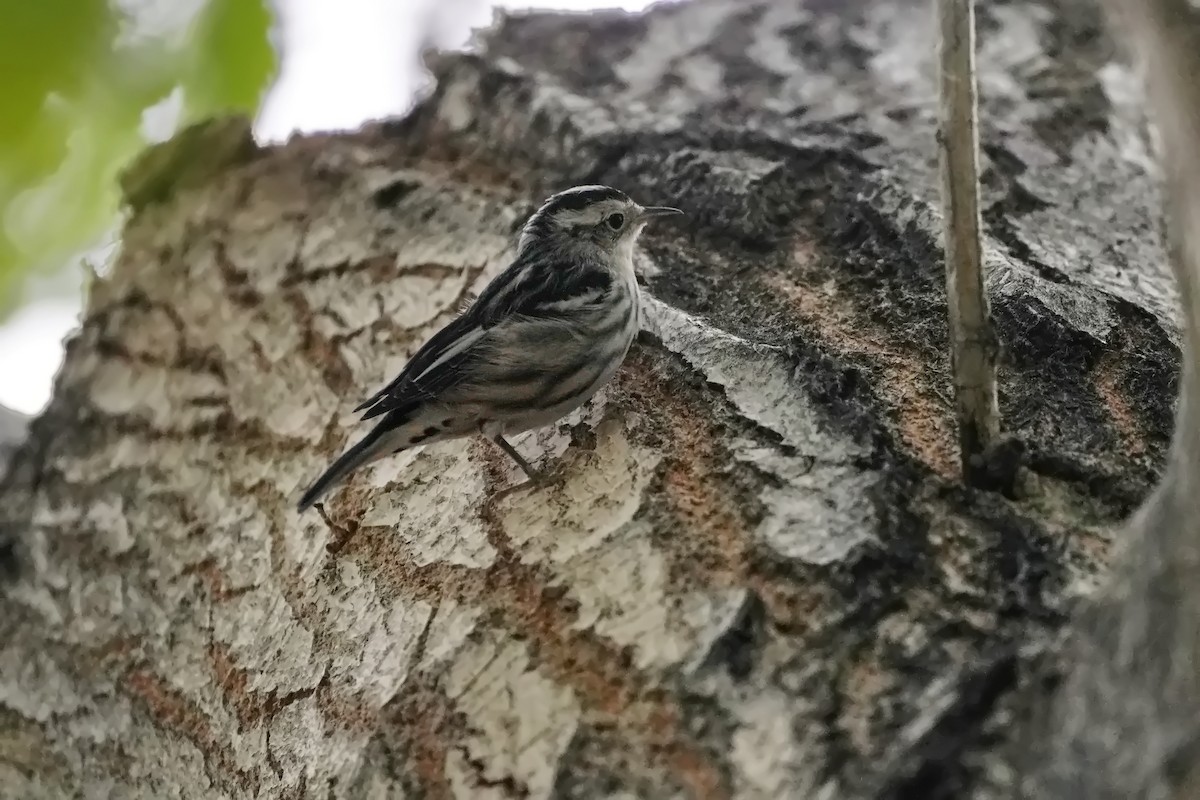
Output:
491,435,543,482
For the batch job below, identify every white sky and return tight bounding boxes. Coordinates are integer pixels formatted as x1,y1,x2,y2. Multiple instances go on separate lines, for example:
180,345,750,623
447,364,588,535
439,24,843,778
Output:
0,0,664,415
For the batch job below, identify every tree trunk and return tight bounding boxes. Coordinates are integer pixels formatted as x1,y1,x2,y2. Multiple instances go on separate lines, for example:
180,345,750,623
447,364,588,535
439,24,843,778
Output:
0,1,1191,798
0,404,27,475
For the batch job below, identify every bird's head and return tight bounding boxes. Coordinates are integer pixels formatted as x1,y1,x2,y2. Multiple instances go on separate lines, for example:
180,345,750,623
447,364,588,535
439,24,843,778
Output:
518,185,682,262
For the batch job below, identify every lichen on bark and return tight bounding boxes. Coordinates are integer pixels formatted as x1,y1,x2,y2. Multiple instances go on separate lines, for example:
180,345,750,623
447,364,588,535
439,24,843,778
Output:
0,1,1190,798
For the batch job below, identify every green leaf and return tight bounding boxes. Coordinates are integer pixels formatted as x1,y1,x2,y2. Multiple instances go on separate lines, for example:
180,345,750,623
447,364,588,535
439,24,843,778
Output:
0,0,279,319
0,0,112,148
182,0,277,118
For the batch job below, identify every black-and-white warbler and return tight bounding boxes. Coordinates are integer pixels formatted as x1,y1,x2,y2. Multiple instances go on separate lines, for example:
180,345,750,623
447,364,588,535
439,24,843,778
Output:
297,185,682,511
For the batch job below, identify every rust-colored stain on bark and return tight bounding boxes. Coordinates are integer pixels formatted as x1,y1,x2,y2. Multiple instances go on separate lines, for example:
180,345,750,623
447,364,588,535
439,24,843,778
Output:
469,560,727,799
838,650,896,755
207,642,321,731
662,744,728,799
617,355,749,583
618,355,840,633
1093,350,1147,458
317,676,392,736
345,466,731,798
769,267,958,480
124,667,257,793
382,681,459,800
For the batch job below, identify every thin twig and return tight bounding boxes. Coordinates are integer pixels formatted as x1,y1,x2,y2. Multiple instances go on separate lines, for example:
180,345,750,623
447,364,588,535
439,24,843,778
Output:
936,0,1000,486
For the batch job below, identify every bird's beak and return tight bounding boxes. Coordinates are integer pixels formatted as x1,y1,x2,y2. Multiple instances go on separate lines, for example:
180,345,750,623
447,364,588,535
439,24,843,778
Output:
638,205,684,221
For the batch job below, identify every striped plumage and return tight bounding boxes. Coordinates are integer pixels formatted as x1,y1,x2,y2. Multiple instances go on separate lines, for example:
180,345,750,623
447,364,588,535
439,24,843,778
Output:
296,185,682,511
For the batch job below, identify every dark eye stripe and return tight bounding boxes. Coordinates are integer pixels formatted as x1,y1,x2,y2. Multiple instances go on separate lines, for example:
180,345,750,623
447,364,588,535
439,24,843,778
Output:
519,267,613,317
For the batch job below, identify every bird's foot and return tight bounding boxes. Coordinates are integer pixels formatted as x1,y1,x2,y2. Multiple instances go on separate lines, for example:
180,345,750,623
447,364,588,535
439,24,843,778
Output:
490,435,548,485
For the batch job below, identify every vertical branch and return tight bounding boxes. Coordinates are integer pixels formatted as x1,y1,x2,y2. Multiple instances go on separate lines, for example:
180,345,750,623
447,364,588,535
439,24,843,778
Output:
935,0,1000,486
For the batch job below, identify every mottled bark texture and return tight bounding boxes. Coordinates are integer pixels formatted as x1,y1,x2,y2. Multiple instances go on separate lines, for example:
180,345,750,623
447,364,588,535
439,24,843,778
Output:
0,0,1192,798
1012,0,1200,797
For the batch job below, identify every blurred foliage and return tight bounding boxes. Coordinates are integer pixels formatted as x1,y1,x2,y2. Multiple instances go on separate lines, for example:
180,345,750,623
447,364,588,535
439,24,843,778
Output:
0,0,277,320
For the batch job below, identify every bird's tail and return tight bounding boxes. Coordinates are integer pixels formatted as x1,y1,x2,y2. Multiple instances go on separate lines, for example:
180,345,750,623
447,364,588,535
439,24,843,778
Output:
296,413,406,512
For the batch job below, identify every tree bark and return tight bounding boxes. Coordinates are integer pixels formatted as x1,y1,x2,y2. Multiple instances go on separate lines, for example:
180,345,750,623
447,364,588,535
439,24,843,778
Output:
0,404,27,474
0,0,1190,798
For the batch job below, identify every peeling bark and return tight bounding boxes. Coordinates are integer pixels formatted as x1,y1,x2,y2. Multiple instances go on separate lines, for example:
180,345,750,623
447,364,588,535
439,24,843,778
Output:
0,1,1191,798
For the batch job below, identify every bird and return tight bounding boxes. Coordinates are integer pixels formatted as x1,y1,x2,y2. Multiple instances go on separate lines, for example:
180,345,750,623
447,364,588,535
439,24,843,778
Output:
296,184,683,512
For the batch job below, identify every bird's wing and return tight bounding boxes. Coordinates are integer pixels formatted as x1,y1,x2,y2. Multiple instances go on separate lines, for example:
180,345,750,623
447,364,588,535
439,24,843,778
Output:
353,256,613,421
352,309,488,420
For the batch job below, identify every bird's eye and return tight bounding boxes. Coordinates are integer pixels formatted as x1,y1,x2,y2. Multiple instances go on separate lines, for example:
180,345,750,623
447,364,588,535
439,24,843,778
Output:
606,213,625,230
